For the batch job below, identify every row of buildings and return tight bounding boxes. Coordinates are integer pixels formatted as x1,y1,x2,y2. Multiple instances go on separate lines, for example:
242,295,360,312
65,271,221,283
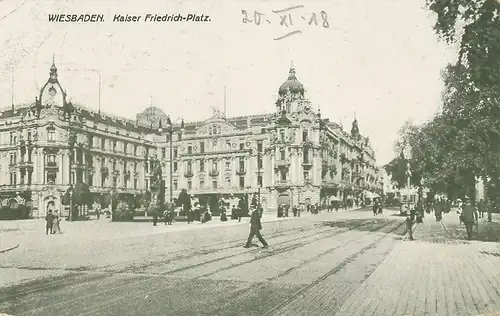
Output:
0,58,383,218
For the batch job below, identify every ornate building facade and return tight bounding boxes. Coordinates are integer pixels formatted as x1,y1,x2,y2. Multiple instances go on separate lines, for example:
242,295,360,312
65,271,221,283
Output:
0,59,157,218
152,65,383,212
0,59,383,218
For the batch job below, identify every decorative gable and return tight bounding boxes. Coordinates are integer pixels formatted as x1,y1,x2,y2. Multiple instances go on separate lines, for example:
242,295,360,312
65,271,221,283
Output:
196,112,238,135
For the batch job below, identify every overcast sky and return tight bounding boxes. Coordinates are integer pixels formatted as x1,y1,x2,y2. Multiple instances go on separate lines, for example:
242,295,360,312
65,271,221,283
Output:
0,0,457,164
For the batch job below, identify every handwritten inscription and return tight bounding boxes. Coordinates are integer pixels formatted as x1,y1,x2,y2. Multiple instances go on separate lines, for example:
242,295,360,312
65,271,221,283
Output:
241,5,329,40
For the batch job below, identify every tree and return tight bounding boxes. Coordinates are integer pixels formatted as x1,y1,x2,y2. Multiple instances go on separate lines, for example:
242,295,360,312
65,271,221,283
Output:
426,0,500,90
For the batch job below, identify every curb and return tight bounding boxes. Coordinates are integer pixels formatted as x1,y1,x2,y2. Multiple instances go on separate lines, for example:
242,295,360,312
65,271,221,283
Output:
0,244,19,253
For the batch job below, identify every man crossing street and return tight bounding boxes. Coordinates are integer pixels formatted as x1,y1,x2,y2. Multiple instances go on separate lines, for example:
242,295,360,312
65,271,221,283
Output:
244,205,268,249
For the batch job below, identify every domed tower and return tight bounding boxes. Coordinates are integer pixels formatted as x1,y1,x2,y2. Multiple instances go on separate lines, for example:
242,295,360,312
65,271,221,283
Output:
39,55,67,108
351,118,360,139
275,62,305,114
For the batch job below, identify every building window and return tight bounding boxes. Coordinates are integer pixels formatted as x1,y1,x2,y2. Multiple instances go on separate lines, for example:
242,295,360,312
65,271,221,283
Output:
187,161,192,173
101,138,105,150
27,131,32,142
47,129,55,141
10,132,15,145
304,172,309,181
200,180,204,189
239,177,245,188
303,148,309,164
10,172,16,185
226,177,231,187
134,178,138,189
258,155,263,169
174,180,178,190
302,130,308,142
145,179,149,190
257,175,262,186
174,162,178,172
239,143,244,150
162,148,166,158
212,160,218,172
134,162,137,172
133,144,138,155
281,171,287,181
280,130,285,141
188,180,192,190
174,149,178,157
47,154,56,164
188,145,192,154
200,142,205,153
10,153,16,165
225,161,231,170
71,172,76,185
178,133,182,141
113,140,117,151
200,160,205,172
280,148,285,160
239,158,245,172
257,141,263,152
212,180,217,189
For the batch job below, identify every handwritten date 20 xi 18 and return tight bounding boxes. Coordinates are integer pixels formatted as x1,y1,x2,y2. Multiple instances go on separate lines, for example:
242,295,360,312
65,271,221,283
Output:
241,6,329,40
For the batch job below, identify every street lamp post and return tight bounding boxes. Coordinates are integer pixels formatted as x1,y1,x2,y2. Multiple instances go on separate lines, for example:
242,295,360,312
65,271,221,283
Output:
159,117,174,202
257,151,262,206
68,132,75,222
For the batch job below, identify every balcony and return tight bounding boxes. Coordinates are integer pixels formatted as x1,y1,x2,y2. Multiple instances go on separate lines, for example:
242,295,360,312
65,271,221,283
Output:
302,161,313,169
209,170,219,177
18,160,34,170
184,171,194,178
274,160,290,170
236,169,246,175
45,161,58,169
274,180,292,188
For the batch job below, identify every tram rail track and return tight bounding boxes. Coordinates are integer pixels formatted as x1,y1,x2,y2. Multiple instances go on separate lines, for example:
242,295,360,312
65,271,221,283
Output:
1,216,397,316
75,220,397,316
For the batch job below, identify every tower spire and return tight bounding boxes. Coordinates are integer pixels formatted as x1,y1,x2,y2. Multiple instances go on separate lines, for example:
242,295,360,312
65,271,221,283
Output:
223,85,227,116
11,68,14,112
98,72,101,115
290,60,295,69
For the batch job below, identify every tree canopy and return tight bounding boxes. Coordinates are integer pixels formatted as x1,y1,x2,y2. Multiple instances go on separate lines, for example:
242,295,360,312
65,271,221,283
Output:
387,1,500,201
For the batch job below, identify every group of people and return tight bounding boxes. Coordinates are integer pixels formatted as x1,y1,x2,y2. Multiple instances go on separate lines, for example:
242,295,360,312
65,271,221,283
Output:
45,210,62,235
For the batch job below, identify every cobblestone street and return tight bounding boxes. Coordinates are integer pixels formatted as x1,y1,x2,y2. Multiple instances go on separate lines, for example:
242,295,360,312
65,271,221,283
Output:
0,209,499,316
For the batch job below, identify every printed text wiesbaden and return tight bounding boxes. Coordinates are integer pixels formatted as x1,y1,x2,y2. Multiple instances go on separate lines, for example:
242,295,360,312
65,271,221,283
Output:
48,13,211,23
48,14,104,22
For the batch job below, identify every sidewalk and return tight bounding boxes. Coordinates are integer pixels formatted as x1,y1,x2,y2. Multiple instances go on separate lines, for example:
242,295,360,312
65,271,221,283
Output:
336,212,500,316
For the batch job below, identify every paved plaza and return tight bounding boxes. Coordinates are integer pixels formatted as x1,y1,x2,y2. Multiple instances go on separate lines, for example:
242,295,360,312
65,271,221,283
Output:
0,208,499,315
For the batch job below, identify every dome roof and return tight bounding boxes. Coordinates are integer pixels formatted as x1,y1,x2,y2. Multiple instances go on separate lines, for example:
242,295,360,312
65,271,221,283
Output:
278,67,304,96
139,106,167,117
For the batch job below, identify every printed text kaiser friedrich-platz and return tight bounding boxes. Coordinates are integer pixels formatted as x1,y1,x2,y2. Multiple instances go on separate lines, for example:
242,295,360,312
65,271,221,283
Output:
48,13,212,23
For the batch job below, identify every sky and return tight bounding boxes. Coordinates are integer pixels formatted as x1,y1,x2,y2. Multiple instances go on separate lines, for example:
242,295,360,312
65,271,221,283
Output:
0,0,457,164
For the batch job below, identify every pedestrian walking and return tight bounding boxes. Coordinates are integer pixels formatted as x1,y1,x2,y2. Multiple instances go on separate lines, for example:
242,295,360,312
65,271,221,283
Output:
52,210,62,234
372,199,378,216
461,197,478,240
220,208,228,222
435,199,443,222
487,200,493,223
405,214,414,240
45,210,54,235
478,199,485,218
244,206,268,248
